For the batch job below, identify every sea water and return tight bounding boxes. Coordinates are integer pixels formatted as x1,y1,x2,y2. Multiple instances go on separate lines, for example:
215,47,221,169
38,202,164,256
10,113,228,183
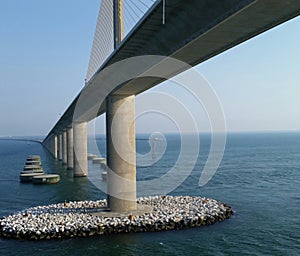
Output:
0,132,299,255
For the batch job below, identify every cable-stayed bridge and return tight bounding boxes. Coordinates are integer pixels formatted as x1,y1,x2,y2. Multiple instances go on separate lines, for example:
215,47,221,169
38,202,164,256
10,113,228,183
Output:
43,0,300,212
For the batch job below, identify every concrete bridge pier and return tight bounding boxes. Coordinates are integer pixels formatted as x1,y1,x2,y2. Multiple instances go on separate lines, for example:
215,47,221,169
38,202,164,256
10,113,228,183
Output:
106,94,137,212
52,134,58,159
62,130,67,165
67,127,74,170
58,132,63,161
73,122,88,177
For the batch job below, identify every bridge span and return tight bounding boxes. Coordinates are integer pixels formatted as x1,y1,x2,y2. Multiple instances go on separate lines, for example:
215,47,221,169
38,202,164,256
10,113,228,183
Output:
43,0,300,212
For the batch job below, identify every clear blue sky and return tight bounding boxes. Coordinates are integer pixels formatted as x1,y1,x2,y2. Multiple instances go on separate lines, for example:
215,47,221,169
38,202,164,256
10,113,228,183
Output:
0,1,299,136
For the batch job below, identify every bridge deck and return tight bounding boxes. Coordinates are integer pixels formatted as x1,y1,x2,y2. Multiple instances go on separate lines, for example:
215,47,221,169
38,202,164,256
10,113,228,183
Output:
45,0,300,138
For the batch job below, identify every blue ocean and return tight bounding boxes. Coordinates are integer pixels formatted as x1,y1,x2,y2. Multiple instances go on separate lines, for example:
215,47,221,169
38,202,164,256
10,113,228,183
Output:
0,132,299,255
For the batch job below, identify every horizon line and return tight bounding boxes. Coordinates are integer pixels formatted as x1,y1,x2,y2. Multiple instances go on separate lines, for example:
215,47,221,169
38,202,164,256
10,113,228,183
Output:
1,129,300,138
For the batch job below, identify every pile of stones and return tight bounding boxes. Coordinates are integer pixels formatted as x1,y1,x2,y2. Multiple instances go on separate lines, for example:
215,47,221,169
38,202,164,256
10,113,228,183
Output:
0,196,233,240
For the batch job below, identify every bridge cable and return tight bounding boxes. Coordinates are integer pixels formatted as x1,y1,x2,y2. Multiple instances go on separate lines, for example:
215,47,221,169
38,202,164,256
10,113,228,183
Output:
86,0,159,82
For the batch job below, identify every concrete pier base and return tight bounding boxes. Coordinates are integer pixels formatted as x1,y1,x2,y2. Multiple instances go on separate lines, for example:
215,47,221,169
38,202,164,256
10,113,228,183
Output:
62,130,67,165
67,127,74,170
53,135,58,159
106,95,137,212
0,196,234,240
73,122,88,177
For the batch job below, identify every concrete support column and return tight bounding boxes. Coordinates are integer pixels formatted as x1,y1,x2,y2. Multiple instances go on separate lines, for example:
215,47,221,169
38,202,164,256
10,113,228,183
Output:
58,133,63,161
53,135,58,159
67,127,74,170
106,94,137,212
73,122,88,177
62,130,67,165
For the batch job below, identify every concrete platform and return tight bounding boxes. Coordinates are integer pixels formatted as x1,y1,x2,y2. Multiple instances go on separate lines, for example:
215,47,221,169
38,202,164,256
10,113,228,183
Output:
87,154,97,160
25,161,41,166
27,155,41,161
101,171,107,180
23,165,43,171
92,158,106,164
21,170,45,175
20,173,45,183
91,204,153,218
32,174,60,184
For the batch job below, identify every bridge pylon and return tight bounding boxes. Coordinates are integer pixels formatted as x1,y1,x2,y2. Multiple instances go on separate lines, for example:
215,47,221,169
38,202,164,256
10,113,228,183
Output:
106,0,137,212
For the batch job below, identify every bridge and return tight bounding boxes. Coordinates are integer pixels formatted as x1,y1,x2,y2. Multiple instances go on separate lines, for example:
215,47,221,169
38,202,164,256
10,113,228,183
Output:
42,0,300,212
